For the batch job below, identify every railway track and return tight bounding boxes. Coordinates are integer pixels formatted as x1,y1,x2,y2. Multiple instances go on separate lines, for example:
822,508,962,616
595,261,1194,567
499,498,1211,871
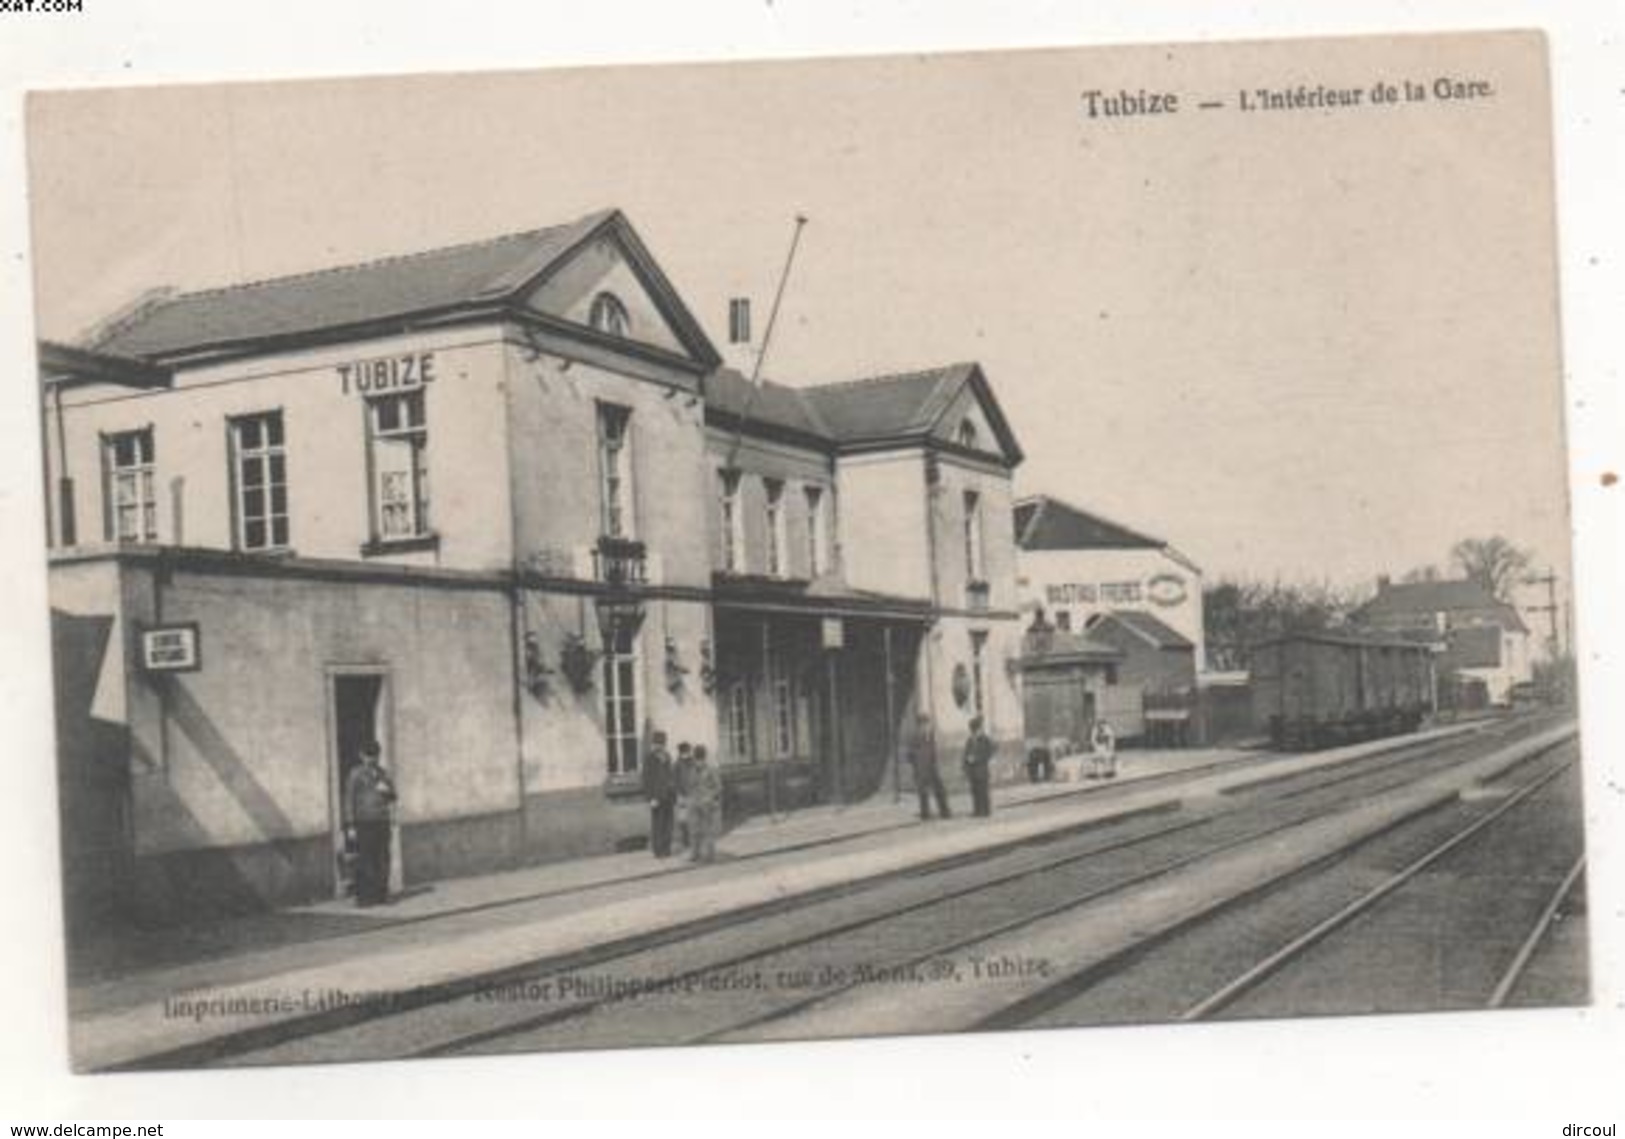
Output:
1185,748,1585,1021
1016,737,1586,1028
200,715,1574,1066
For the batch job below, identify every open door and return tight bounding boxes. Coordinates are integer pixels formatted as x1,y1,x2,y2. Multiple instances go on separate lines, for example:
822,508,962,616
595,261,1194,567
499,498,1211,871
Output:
326,668,400,899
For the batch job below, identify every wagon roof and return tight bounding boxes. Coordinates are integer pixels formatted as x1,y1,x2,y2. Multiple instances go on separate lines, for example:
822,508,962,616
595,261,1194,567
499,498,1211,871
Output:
1249,629,1439,652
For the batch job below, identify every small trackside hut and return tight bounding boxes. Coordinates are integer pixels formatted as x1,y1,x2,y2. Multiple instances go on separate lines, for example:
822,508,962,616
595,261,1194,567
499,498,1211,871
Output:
1249,631,1436,750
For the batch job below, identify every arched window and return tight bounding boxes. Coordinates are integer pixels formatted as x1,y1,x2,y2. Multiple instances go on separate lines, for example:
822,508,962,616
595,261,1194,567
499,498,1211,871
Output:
957,418,979,449
588,291,631,337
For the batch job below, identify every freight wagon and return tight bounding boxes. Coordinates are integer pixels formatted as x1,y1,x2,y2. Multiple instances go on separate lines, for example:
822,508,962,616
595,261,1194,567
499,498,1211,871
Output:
1249,631,1435,750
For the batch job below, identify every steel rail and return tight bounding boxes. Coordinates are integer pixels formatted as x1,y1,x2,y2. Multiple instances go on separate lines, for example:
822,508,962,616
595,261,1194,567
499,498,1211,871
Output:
203,718,1564,1066
1487,854,1585,1009
679,733,1562,1046
406,723,1565,1053
1178,753,1578,1022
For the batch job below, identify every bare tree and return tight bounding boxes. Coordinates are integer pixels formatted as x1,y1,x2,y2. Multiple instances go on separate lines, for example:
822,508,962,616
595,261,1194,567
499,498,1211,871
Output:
1203,577,1370,670
1450,536,1532,601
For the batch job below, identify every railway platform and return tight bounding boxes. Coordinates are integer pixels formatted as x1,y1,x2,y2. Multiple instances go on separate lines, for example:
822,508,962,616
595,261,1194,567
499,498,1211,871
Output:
68,738,1276,988
66,718,1533,1071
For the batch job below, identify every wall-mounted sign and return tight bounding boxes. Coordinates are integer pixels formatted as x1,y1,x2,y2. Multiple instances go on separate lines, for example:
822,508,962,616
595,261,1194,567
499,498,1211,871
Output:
1047,575,1189,610
338,352,437,396
140,624,201,673
821,617,845,651
1147,573,1188,608
1099,581,1143,604
1046,583,1098,605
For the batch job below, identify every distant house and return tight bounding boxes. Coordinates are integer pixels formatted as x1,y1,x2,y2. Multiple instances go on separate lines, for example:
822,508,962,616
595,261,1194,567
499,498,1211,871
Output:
1013,494,1205,670
1354,577,1532,705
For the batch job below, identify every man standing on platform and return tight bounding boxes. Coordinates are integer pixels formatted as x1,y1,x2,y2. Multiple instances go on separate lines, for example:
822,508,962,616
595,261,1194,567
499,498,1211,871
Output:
674,741,696,851
909,713,952,821
344,740,396,907
643,730,678,858
962,715,996,818
688,745,723,863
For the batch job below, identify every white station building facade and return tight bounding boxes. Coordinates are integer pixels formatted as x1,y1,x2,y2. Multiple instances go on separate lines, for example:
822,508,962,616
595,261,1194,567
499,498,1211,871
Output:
1013,494,1206,668
40,209,1028,925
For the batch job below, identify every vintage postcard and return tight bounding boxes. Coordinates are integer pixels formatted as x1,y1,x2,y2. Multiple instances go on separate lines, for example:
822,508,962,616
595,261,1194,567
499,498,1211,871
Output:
23,28,1585,1074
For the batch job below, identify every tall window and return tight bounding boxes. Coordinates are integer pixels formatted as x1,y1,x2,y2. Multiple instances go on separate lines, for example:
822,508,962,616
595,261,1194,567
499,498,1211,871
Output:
764,478,786,577
231,412,288,551
369,391,429,540
719,469,744,572
727,680,751,758
597,403,634,539
104,429,157,543
589,291,630,337
971,631,988,722
963,489,984,582
728,297,752,344
804,485,826,577
958,418,979,449
771,656,795,758
602,619,641,776
773,653,799,760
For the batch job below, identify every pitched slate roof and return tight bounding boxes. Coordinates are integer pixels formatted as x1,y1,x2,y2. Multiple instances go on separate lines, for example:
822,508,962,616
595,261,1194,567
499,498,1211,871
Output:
37,340,172,389
86,208,719,368
708,361,1023,464
1014,494,1164,551
1094,609,1195,651
1358,579,1529,633
799,364,972,441
705,367,832,443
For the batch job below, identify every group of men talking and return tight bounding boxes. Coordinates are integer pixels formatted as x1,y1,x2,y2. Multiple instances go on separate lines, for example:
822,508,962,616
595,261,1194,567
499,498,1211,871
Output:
640,732,723,862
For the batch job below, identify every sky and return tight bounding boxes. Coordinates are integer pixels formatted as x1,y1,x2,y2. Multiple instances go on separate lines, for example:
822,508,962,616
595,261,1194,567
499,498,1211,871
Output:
24,31,1572,597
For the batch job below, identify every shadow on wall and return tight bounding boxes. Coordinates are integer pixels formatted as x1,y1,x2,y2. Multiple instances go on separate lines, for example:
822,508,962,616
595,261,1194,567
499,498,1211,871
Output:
52,610,133,946
54,604,341,939
132,679,329,925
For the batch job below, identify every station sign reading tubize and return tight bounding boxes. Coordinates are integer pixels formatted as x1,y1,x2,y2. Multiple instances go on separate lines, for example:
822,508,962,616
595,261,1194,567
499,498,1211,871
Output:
337,352,437,396
139,624,201,673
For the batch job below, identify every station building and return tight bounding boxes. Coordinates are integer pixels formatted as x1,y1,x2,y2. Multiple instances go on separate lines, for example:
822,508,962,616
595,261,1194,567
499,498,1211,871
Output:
39,208,1026,925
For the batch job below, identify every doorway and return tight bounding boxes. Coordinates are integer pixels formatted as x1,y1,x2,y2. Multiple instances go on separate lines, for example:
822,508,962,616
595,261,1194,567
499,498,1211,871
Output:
326,669,399,899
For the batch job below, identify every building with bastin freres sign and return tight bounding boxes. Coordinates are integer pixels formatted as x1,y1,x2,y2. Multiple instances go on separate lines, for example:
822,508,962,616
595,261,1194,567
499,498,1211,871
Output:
38,209,1028,925
1014,494,1206,670
1012,495,1207,746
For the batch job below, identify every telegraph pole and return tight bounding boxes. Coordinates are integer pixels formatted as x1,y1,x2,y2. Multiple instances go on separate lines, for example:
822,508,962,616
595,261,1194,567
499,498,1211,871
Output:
1523,569,1561,658
725,215,809,470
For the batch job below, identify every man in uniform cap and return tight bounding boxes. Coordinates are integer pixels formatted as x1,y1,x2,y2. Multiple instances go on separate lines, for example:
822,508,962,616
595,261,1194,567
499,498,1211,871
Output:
643,730,678,858
345,740,397,906
908,713,952,821
962,716,996,818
